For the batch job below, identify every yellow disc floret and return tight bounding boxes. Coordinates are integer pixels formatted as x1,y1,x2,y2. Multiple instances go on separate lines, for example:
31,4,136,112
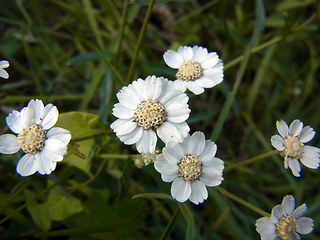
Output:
276,215,298,240
178,154,202,182
18,124,47,154
134,100,166,130
176,60,203,81
283,136,304,159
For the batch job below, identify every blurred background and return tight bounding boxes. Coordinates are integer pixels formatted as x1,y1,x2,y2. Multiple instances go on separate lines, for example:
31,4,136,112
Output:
0,0,319,239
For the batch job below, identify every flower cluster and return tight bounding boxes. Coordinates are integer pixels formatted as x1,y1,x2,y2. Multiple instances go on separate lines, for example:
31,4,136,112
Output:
110,46,225,204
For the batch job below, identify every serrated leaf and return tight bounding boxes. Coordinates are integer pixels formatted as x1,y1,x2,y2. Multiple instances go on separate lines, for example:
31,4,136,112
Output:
66,51,113,65
45,187,82,221
24,189,51,231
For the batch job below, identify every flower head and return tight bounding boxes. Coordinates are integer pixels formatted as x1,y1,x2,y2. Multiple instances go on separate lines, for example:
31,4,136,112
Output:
0,99,71,176
154,131,224,204
163,46,223,95
0,60,9,79
110,76,190,154
256,195,313,240
271,119,320,177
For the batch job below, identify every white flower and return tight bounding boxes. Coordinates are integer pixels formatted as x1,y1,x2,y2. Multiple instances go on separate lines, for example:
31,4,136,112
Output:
0,99,71,176
271,119,320,177
110,75,190,154
154,131,224,204
256,195,313,240
163,45,224,95
0,60,9,79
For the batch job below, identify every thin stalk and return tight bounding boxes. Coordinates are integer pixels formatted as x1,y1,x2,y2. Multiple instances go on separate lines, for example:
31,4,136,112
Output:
115,0,129,67
159,207,180,240
126,0,156,83
216,187,270,217
225,150,278,172
99,153,133,159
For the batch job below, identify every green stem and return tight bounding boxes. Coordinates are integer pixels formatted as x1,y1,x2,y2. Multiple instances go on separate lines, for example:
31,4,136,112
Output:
225,150,278,172
99,153,132,159
126,0,156,83
70,132,109,143
115,0,129,67
216,187,270,217
159,207,180,240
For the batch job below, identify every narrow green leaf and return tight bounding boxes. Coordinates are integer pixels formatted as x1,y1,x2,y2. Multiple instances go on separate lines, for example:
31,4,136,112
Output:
178,203,195,240
159,207,180,240
132,193,173,200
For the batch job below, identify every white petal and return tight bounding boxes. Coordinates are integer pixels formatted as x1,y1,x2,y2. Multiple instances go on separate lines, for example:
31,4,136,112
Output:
0,68,9,79
303,145,320,155
41,104,58,130
46,127,71,145
116,86,141,109
42,147,63,162
0,134,20,154
186,81,205,95
171,122,190,139
200,52,219,69
288,158,301,177
172,80,187,93
16,154,39,177
162,141,185,164
38,151,54,174
114,121,137,135
163,50,184,69
154,155,179,181
136,130,157,153
44,138,68,156
157,122,183,144
284,155,289,169
188,131,205,155
110,119,128,131
289,119,303,136
281,195,295,215
189,180,208,205
27,99,44,124
276,120,289,138
196,76,220,88
119,126,143,145
171,178,191,202
256,217,277,239
296,217,313,234
292,203,307,218
178,46,193,61
271,205,285,221
271,135,285,151
192,46,208,62
199,140,217,162
6,110,24,134
146,75,163,100
0,60,9,68
164,93,188,111
112,103,134,119
298,126,315,143
166,108,190,123
20,106,34,127
300,154,320,169
200,164,224,187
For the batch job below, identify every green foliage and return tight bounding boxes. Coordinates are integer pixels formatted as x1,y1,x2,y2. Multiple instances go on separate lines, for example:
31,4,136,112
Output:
0,0,320,239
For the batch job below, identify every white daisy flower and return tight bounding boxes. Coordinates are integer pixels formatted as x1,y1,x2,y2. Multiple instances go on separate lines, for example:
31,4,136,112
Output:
110,75,190,154
256,195,313,240
163,45,224,95
271,119,320,177
154,131,224,204
0,60,9,79
0,99,71,177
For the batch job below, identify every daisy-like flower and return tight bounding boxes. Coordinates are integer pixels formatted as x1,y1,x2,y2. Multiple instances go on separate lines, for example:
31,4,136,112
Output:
256,195,313,240
271,119,320,177
163,45,223,95
0,99,71,176
0,60,9,79
110,75,190,154
154,131,224,204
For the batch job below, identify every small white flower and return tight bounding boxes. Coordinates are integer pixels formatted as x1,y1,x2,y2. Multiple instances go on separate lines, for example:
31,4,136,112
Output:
154,131,224,204
163,45,224,95
256,195,313,240
0,60,9,79
271,119,320,177
0,99,71,176
110,75,190,154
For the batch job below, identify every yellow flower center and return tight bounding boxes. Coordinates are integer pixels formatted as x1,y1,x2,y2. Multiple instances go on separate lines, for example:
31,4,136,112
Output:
178,154,202,182
18,124,47,154
134,100,166,130
176,60,203,81
282,136,304,159
276,215,298,240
